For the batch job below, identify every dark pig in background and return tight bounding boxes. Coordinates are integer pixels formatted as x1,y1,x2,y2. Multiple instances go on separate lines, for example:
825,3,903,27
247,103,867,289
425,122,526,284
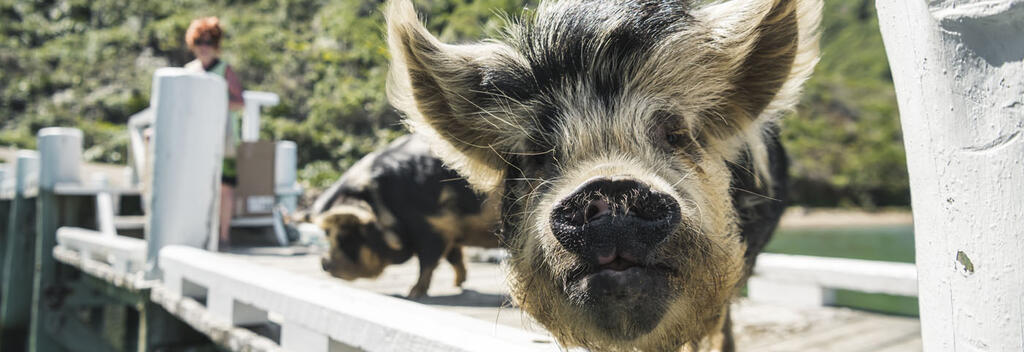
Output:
311,134,500,298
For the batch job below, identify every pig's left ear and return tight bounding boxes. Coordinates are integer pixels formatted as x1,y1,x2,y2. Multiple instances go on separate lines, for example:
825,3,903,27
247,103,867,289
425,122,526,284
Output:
696,0,821,138
386,0,520,192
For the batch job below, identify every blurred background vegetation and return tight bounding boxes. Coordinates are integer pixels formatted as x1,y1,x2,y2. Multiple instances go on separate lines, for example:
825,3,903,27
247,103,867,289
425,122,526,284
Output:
0,0,908,208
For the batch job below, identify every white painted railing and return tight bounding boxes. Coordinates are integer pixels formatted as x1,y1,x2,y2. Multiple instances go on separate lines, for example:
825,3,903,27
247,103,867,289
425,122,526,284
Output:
748,253,917,308
158,246,558,352
55,227,146,273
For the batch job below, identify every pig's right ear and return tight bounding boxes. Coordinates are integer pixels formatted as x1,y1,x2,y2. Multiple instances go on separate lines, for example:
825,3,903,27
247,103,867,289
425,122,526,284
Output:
386,0,517,192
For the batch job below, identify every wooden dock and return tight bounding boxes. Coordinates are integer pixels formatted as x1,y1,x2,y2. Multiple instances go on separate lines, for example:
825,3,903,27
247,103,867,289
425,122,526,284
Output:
2,133,923,351
234,247,923,352
0,111,922,351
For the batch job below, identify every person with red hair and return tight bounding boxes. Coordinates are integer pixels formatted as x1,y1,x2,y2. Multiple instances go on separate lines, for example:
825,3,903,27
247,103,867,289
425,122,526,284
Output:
185,16,243,251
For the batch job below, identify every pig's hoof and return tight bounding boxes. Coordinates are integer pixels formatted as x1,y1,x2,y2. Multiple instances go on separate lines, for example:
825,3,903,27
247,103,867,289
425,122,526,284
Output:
407,286,427,299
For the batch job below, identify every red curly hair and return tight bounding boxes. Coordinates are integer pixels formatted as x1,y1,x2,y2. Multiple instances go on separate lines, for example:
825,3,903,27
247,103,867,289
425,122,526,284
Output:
185,17,222,49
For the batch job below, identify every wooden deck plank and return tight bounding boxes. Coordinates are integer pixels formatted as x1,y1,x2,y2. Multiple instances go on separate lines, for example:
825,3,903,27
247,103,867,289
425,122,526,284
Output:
742,316,877,351
816,316,920,352
874,332,924,352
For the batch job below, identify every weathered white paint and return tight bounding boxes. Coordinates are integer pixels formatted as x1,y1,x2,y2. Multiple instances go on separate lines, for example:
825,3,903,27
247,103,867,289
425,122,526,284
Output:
747,254,917,308
274,140,300,213
241,91,279,142
145,68,228,276
37,128,82,191
55,227,146,273
158,246,557,352
876,1,1024,350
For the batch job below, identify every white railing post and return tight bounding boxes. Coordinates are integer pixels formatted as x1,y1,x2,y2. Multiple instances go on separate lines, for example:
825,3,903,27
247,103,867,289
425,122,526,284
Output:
92,173,116,236
126,108,154,187
14,150,40,196
240,91,279,142
37,128,82,190
876,1,1024,350
32,128,83,352
275,140,299,213
145,68,228,277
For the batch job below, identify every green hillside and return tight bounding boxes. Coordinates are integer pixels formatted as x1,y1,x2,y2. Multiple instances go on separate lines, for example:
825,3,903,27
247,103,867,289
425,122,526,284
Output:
0,0,908,207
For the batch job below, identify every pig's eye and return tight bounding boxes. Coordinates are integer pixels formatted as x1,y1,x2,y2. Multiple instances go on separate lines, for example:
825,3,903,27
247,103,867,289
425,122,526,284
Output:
527,152,550,166
666,132,684,147
519,146,555,169
654,111,688,149
661,125,703,161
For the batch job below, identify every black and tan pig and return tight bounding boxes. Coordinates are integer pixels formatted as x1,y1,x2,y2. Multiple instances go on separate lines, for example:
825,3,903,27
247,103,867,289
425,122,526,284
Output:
312,134,500,298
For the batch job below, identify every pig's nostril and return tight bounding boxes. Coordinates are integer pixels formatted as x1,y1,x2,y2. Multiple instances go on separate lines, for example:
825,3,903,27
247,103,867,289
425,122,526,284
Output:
550,177,682,258
584,199,611,223
321,258,332,271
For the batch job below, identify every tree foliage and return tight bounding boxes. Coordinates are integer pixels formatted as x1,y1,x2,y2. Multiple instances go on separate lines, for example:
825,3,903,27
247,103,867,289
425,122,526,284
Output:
0,0,907,206
782,0,909,207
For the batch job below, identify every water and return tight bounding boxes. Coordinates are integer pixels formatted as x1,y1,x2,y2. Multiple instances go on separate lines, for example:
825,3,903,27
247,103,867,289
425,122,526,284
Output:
762,224,919,316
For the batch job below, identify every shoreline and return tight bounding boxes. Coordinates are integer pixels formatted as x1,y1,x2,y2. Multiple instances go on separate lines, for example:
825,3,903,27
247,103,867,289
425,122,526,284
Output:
779,207,913,229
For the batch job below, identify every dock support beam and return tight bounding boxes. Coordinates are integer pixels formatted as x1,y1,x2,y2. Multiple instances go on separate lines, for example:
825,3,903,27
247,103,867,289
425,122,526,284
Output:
144,68,227,275
876,1,1024,350
30,128,85,352
1,151,39,350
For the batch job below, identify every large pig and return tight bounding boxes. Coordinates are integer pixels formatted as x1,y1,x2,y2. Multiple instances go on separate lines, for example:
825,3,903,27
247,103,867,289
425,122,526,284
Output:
386,0,819,350
313,134,500,298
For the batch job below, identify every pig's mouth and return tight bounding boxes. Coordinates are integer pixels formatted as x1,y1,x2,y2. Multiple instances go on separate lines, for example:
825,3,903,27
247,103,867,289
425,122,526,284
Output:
562,253,675,339
600,255,640,271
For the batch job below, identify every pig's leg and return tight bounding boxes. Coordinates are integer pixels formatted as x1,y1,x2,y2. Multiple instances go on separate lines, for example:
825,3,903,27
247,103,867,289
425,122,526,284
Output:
445,246,467,287
408,238,445,299
720,307,735,352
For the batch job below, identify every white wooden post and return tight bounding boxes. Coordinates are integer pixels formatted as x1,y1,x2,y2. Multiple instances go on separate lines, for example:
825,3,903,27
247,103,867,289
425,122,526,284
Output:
37,128,82,190
14,151,39,196
31,128,83,352
275,140,299,213
876,1,1024,350
145,68,227,276
240,91,279,142
92,173,116,236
